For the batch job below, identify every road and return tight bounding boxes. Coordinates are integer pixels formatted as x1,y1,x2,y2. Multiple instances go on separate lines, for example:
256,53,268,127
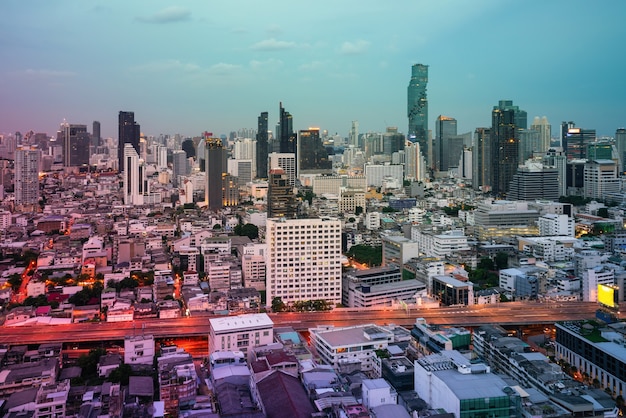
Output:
0,301,600,346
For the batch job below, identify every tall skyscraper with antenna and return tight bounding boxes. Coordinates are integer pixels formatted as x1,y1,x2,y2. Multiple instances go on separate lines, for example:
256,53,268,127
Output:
408,64,429,166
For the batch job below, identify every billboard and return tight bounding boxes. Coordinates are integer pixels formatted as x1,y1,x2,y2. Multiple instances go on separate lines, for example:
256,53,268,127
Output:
598,284,619,309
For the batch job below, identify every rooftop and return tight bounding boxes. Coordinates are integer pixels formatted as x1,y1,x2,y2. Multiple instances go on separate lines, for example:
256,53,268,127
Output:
210,313,273,333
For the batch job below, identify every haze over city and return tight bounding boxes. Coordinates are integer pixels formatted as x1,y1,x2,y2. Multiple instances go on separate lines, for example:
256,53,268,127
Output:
2,0,626,138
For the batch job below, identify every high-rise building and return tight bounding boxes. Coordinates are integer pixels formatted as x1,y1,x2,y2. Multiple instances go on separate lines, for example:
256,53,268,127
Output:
491,100,526,196
382,127,405,157
266,217,342,306
543,148,567,197
584,159,620,200
561,122,596,160
92,121,101,147
118,111,140,173
298,128,331,174
616,128,626,175
256,111,269,179
15,147,40,208
123,144,148,205
268,152,296,187
517,129,542,162
506,161,559,201
267,168,297,219
530,116,551,154
435,116,457,172
204,134,227,210
407,64,429,167
59,122,90,168
349,121,359,148
472,127,491,192
278,102,296,155
172,150,189,187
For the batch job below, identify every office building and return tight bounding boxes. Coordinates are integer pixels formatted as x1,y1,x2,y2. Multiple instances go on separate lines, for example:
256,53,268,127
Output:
349,120,359,147
381,235,420,267
543,148,567,197
435,115,457,172
616,128,626,175
208,313,273,355
15,147,40,208
364,163,404,188
256,111,269,179
517,129,542,162
267,168,297,219
555,320,626,398
204,135,226,210
265,217,342,306
278,102,296,155
530,116,551,154
587,141,614,161
298,128,331,174
562,122,596,160
491,100,526,196
538,214,575,236
584,160,620,200
59,122,90,168
506,161,559,201
404,139,426,182
342,265,425,308
472,127,491,191
410,318,471,355
310,324,394,372
268,152,296,187
172,150,189,187
414,350,521,417
382,127,405,157
118,111,140,173
92,120,101,146
407,64,429,166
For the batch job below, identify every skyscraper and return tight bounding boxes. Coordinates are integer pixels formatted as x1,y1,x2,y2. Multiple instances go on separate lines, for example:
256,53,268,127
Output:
561,122,595,160
472,127,491,191
349,121,359,148
204,134,226,210
382,127,405,157
118,111,140,173
172,150,189,187
60,123,90,169
491,100,526,196
435,116,457,172
256,111,269,179
92,121,101,147
15,147,40,208
616,128,626,175
407,64,429,165
267,168,297,219
123,144,148,205
298,128,331,174
530,116,551,154
279,102,296,154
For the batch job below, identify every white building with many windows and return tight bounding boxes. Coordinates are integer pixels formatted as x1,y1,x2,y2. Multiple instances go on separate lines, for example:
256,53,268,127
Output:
266,217,342,306
208,313,273,356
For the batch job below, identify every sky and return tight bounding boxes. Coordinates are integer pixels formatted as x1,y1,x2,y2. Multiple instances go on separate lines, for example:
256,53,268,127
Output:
1,0,626,140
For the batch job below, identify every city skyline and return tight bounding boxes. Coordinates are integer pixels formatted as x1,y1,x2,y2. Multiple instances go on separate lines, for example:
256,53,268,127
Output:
1,1,626,139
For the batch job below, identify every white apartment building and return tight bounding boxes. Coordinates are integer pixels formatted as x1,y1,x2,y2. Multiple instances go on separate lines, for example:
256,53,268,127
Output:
124,335,155,365
364,164,404,188
381,235,420,267
312,175,366,195
268,152,296,186
242,254,266,291
365,212,381,230
310,324,394,372
208,313,274,355
266,217,342,306
584,159,621,200
338,189,366,214
582,267,614,302
538,214,575,236
411,228,470,258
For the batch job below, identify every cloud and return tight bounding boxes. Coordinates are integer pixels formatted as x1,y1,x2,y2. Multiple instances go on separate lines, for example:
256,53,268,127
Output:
250,38,296,51
207,62,242,75
266,24,282,36
137,6,191,24
130,60,200,73
22,69,76,77
339,40,370,55
299,61,327,72
250,59,283,71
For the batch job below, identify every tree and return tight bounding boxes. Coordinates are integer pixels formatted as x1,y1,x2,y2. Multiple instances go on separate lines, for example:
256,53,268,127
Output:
234,223,259,240
78,348,107,380
494,252,509,270
108,363,132,385
271,297,286,312
7,274,22,292
382,206,397,213
355,206,363,215
346,245,383,267
348,217,356,223
477,257,495,271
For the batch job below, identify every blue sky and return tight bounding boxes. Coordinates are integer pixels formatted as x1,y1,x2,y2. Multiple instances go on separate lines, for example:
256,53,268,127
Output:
1,0,625,139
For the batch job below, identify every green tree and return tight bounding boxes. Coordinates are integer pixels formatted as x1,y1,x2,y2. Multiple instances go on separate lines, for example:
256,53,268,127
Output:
494,252,509,270
271,297,286,312
108,363,132,385
78,348,107,379
355,206,363,215
382,206,397,213
477,257,495,271
234,223,259,239
7,274,22,292
346,245,383,267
